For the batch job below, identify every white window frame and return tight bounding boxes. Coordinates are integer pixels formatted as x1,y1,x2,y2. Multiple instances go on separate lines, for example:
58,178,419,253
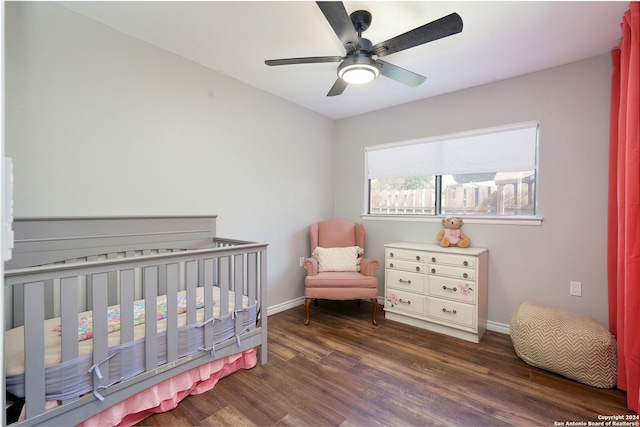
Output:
362,122,543,226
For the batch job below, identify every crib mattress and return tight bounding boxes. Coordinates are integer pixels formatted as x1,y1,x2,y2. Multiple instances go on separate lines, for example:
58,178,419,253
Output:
5,286,250,377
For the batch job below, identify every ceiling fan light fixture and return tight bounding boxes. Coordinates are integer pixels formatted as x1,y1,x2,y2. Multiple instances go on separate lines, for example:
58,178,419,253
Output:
337,56,380,84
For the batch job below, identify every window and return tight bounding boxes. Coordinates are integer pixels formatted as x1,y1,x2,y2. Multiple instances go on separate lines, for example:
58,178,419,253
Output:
365,122,539,218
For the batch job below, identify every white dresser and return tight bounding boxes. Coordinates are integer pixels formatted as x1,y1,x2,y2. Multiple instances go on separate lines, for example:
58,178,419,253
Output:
384,242,488,343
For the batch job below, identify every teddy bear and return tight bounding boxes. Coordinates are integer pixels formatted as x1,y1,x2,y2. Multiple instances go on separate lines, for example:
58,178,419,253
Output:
436,216,470,248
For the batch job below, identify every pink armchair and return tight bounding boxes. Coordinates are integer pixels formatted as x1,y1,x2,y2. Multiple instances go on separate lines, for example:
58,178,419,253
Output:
303,219,380,325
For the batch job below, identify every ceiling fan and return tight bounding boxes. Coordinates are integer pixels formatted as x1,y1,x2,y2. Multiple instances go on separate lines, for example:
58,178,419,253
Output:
265,1,463,97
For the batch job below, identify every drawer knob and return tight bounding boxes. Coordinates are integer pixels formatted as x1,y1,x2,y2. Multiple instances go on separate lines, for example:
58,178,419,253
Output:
416,255,421,261
431,268,436,274
442,285,458,292
390,263,394,268
416,266,421,272
463,273,468,279
442,308,457,314
389,252,394,257
431,257,436,262
399,298,411,305
463,260,469,266
399,279,412,284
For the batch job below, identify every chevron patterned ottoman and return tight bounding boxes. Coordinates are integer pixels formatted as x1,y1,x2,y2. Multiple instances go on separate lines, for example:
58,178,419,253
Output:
510,302,617,388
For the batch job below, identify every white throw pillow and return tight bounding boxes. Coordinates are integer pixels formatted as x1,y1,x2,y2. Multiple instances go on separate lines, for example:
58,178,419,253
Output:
312,246,364,272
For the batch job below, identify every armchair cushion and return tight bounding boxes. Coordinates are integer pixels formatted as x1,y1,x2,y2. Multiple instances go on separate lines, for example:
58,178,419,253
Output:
312,246,363,272
305,271,378,290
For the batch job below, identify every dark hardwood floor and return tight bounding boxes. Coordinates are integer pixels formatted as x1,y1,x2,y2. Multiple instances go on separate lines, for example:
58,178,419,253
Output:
136,300,635,426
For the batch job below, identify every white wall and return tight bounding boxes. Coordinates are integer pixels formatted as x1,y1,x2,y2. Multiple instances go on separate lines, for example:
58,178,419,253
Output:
5,2,335,308
334,54,613,329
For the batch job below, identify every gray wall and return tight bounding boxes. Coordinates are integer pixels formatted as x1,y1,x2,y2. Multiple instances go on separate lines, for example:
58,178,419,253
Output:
334,54,612,329
5,2,335,309
6,2,613,330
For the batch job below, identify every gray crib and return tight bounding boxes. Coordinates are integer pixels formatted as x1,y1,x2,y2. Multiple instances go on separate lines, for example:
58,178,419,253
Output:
3,216,267,426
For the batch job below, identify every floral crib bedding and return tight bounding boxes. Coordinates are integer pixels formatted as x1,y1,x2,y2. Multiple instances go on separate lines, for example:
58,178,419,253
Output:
5,286,256,402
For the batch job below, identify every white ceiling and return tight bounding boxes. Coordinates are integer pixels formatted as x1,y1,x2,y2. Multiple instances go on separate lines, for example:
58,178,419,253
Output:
59,1,630,120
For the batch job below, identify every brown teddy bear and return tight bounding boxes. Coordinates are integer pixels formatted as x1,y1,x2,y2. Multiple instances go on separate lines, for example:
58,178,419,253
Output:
436,216,470,248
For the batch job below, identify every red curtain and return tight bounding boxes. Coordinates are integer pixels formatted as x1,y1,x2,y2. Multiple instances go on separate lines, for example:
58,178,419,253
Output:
608,2,640,413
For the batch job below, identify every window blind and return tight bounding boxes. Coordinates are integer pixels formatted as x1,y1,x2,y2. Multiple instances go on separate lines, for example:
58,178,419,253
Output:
366,122,539,179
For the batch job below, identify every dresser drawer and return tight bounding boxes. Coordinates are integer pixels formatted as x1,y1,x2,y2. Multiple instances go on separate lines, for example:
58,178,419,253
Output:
427,263,476,280
386,248,427,262
387,258,426,273
385,289,425,316
427,298,475,328
387,269,425,293
427,276,476,304
427,253,476,268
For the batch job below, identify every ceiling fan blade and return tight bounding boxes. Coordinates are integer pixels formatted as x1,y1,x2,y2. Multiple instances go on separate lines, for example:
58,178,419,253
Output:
373,13,463,58
265,56,343,66
377,60,426,87
327,78,348,96
316,2,359,51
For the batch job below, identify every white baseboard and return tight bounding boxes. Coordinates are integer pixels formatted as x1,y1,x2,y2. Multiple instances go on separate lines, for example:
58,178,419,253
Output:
487,320,510,335
266,296,305,316
266,297,512,336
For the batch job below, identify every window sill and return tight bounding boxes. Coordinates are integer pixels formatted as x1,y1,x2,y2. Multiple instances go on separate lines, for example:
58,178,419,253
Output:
361,214,543,226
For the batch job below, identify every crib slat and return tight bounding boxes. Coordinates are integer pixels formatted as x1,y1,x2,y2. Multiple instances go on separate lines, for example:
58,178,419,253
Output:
86,256,98,311
78,272,88,313
166,263,179,363
92,272,109,389
185,260,197,325
23,281,46,418
234,255,244,334
60,276,80,405
203,258,214,350
219,256,230,316
247,252,257,308
143,266,158,371
233,254,245,310
260,249,268,363
120,269,135,344
44,279,55,319
107,253,119,306
198,259,204,293
60,276,79,362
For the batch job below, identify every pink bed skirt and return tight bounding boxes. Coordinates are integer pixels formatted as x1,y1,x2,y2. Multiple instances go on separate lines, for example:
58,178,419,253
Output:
76,348,258,427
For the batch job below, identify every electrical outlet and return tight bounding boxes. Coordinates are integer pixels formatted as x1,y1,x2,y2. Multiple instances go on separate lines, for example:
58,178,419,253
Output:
570,281,582,297
299,257,305,267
